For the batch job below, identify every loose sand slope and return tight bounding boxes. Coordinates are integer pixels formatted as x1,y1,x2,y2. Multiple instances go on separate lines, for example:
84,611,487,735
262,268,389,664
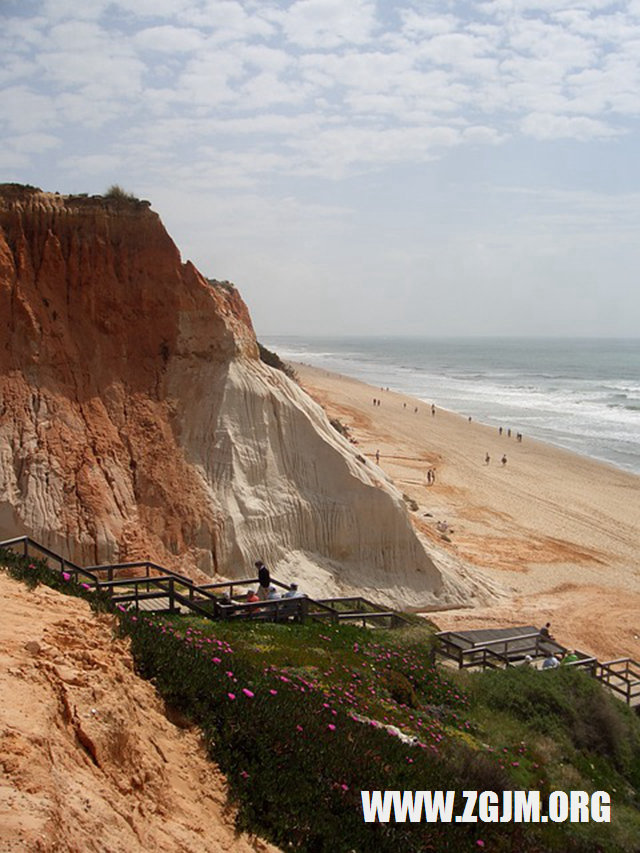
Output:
0,573,276,853
296,364,640,662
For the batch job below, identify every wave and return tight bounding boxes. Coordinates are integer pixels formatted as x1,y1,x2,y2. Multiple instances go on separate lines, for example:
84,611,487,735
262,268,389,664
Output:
264,336,640,474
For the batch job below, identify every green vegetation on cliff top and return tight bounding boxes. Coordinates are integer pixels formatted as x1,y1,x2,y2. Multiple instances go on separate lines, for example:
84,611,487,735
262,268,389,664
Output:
3,549,640,852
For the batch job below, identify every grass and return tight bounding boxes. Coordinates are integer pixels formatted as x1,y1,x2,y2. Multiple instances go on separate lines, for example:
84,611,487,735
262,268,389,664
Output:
2,547,640,851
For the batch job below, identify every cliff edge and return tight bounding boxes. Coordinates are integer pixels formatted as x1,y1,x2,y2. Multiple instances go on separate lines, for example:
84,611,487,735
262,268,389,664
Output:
0,184,466,607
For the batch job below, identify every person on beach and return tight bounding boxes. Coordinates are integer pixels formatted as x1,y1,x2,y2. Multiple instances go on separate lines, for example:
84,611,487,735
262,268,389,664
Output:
521,655,533,668
375,449,380,464
246,589,260,603
431,404,436,416
485,452,490,465
562,650,579,665
501,454,507,466
542,653,560,670
499,426,503,436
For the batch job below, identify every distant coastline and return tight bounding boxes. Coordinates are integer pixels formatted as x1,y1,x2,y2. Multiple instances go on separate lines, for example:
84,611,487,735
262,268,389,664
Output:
264,335,640,475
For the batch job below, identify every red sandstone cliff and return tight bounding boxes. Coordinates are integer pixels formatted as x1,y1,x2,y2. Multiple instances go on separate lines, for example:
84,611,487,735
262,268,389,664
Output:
0,184,465,607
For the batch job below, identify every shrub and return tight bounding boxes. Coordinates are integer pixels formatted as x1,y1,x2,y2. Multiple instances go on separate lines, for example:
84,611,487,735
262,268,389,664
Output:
472,666,640,783
257,342,297,381
104,184,139,202
329,417,350,438
384,669,418,708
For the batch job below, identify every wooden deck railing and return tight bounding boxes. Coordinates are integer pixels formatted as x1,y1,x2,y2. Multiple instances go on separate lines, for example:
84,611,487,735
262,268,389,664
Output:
0,536,404,629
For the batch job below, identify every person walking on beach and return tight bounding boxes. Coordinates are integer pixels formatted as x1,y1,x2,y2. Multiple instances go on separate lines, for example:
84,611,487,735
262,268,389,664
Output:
375,449,380,465
501,454,507,466
485,452,490,465
431,404,436,417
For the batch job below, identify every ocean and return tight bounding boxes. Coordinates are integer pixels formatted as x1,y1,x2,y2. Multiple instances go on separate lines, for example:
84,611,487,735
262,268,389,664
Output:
261,336,640,476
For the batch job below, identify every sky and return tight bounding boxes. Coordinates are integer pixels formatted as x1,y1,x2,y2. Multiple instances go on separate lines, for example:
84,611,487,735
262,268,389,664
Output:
2,0,640,338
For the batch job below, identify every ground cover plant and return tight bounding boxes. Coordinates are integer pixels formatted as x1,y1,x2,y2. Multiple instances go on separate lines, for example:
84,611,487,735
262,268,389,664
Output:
3,548,640,851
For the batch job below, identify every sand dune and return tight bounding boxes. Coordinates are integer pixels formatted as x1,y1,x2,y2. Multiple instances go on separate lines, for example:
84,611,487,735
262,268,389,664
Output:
295,363,640,662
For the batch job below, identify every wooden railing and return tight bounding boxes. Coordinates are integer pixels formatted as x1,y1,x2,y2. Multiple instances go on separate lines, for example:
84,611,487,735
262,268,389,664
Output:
436,630,561,668
435,627,638,705
0,536,405,629
596,658,640,705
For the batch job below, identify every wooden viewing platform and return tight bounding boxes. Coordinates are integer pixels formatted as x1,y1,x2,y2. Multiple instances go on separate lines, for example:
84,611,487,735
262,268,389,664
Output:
436,626,640,707
0,535,407,631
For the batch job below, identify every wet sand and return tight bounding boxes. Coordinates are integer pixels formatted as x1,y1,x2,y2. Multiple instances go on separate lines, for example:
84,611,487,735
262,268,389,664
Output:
295,363,640,662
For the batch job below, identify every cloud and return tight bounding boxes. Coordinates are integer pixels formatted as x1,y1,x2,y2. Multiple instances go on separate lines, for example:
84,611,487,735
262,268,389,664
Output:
4,0,640,185
273,0,378,49
520,111,621,139
0,86,59,133
133,25,205,53
58,153,123,175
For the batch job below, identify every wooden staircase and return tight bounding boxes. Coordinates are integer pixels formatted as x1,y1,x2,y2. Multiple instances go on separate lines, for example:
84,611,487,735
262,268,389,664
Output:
0,535,407,629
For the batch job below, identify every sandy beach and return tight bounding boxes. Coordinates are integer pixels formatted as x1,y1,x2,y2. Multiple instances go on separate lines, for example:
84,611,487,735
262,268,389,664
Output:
294,362,640,663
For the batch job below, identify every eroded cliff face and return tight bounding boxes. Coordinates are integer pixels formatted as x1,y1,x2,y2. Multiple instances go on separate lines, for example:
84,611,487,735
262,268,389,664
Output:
0,185,464,606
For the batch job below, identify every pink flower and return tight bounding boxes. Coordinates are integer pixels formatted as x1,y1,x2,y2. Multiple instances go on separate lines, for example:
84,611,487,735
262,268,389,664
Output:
62,572,71,581
296,725,303,732
269,689,278,695
476,842,485,848
327,724,336,731
227,693,236,700
242,688,254,698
